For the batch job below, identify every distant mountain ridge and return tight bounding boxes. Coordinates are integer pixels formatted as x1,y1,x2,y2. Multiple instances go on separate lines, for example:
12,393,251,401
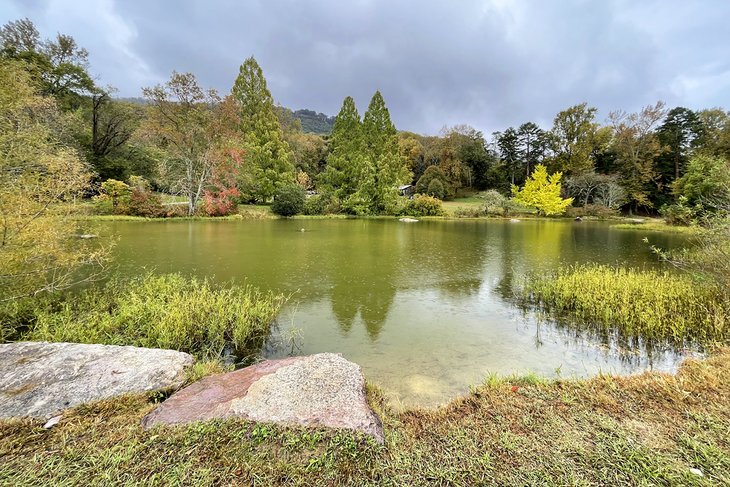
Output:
289,108,335,135
117,97,334,135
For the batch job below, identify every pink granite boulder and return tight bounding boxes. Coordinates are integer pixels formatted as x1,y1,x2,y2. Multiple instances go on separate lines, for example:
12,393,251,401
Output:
142,353,383,442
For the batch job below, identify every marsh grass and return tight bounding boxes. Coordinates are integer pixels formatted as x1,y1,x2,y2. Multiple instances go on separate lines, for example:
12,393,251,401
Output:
518,264,728,347
1,348,728,485
21,273,287,360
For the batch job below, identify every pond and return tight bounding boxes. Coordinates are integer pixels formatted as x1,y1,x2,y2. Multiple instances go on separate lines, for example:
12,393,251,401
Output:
104,218,691,408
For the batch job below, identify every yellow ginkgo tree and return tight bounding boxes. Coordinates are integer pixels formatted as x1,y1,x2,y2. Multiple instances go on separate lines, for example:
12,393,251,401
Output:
511,164,573,216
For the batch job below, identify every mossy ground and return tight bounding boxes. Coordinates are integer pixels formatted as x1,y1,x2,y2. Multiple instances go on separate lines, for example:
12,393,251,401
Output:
2,348,728,486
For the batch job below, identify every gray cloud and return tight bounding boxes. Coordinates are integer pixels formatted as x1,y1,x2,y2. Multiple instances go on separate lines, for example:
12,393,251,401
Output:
3,0,730,134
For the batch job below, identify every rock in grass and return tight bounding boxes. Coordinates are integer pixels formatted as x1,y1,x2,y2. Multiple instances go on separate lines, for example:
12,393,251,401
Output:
0,342,194,419
142,353,384,443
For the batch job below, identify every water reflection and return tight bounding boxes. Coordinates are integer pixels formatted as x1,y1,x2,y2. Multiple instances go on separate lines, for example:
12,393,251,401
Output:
106,219,691,407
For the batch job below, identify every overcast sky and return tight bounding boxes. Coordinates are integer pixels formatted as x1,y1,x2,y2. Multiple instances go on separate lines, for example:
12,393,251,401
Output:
3,0,729,135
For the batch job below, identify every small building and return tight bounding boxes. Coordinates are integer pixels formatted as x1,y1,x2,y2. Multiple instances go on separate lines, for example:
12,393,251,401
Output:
398,184,415,197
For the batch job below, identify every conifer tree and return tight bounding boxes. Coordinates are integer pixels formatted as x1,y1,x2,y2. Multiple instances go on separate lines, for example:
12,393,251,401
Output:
351,91,410,214
231,56,294,201
318,96,364,202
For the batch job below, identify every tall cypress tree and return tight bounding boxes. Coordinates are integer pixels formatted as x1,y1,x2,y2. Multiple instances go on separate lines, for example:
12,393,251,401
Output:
353,91,410,214
231,56,294,201
318,96,364,202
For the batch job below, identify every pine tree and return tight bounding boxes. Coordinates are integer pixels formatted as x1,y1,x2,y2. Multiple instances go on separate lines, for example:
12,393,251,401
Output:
352,91,410,214
317,96,364,202
231,56,294,201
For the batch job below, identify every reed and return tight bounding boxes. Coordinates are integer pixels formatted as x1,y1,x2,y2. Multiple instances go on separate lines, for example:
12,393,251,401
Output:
25,273,287,359
519,264,728,346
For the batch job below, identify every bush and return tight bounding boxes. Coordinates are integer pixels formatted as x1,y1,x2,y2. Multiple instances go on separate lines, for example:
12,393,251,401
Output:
482,190,507,215
454,206,485,218
426,178,446,200
23,273,287,359
128,188,165,217
416,166,453,200
402,194,445,217
271,185,306,217
303,193,341,215
660,196,698,226
202,187,240,216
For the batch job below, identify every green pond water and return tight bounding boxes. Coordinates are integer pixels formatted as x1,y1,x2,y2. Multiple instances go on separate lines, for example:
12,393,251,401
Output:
104,218,692,408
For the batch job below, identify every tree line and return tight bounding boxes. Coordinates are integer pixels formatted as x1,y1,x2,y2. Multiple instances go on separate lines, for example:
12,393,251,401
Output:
2,16,729,221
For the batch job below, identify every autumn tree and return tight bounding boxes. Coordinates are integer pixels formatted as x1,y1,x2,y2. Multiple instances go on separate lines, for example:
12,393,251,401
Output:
549,103,599,174
231,56,294,201
0,60,105,301
608,102,667,212
0,18,95,109
141,72,219,215
511,164,573,216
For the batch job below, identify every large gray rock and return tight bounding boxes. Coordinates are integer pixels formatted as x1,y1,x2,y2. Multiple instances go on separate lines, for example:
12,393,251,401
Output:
0,342,194,419
142,353,384,442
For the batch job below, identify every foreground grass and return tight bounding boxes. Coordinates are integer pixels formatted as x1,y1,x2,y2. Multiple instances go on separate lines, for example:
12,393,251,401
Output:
519,264,728,347
1,348,728,485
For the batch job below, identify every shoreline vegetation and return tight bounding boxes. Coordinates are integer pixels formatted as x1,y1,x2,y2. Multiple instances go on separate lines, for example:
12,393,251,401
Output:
1,348,728,485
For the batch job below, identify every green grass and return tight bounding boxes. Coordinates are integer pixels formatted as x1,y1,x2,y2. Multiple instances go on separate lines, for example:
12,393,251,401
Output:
611,220,702,234
1,348,728,485
518,264,729,346
14,273,287,360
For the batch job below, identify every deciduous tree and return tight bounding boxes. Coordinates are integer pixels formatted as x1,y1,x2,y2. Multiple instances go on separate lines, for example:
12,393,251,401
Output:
511,164,573,216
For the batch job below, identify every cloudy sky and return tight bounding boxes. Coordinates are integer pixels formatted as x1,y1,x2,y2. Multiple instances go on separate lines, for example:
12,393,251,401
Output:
2,0,729,135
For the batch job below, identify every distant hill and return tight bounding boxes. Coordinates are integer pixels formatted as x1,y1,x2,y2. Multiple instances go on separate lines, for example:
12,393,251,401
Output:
118,97,334,135
290,109,335,135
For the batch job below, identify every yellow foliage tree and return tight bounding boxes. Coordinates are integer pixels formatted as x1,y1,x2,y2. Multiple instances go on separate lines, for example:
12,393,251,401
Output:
511,164,573,216
0,60,106,301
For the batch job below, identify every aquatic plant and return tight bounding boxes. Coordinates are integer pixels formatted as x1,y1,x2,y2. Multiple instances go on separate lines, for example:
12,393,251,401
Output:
518,264,728,346
24,273,287,359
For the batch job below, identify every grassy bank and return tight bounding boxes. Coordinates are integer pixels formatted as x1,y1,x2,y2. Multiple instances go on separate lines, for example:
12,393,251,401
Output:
2,273,287,360
1,348,728,485
611,221,703,234
518,264,728,347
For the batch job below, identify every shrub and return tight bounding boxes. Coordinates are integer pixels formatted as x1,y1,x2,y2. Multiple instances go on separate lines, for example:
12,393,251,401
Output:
402,194,445,217
96,179,131,214
426,178,446,200
271,185,306,217
203,187,240,216
454,206,485,218
128,188,165,217
303,193,341,215
24,273,287,359
660,196,698,226
482,190,507,215
416,166,453,199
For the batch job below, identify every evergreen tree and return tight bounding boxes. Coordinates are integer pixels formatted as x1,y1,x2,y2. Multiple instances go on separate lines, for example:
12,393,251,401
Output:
231,56,294,201
317,96,364,202
351,91,410,214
